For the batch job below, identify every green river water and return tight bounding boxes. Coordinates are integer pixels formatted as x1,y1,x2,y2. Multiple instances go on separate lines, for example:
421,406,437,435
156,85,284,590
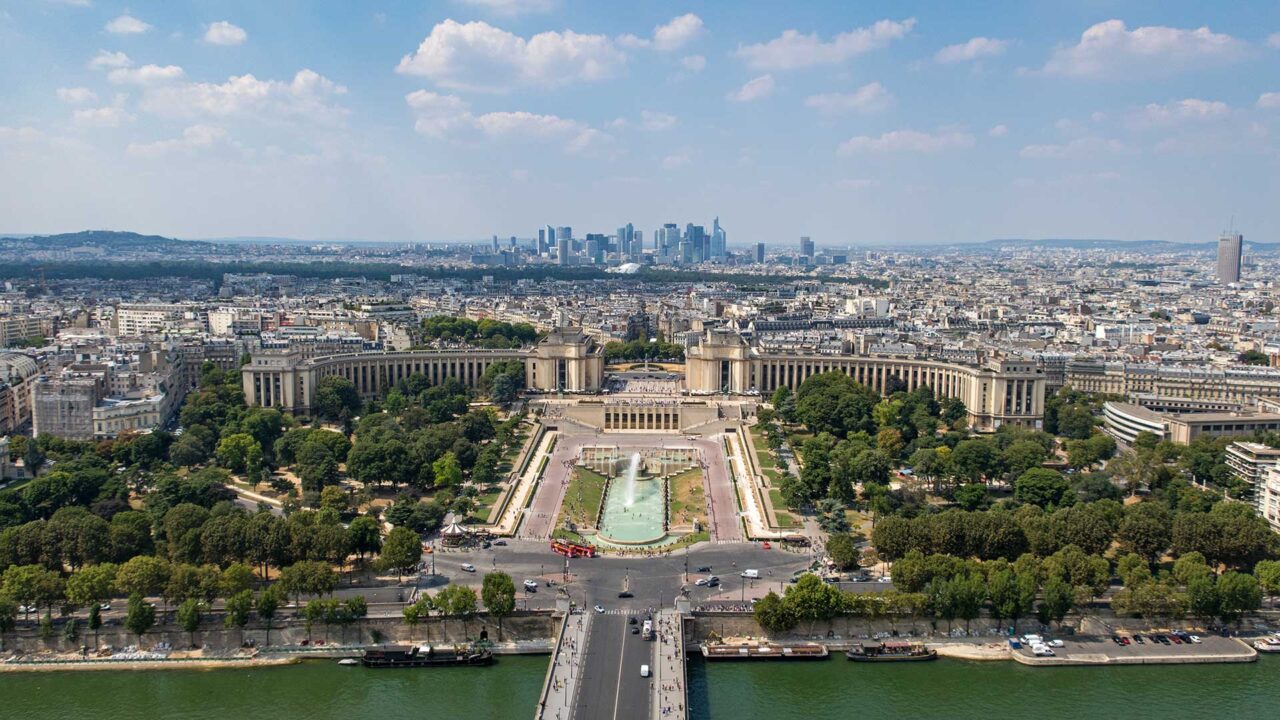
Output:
1,655,1276,720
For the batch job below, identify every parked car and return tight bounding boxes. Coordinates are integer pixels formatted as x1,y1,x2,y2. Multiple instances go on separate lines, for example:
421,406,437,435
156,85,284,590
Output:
1189,635,1202,644
494,540,508,546
696,566,712,573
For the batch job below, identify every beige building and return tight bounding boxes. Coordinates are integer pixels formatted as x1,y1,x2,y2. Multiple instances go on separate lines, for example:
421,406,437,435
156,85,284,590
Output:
1104,401,1280,445
241,326,605,412
1067,360,1280,406
685,327,1046,431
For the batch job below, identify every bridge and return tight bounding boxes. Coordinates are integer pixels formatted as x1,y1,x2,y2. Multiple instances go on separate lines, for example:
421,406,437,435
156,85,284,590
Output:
536,604,688,720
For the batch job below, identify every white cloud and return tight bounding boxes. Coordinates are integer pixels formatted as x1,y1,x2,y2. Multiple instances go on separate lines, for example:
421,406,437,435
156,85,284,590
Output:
989,124,1009,137
57,87,98,105
736,18,915,71
105,14,151,35
395,19,626,92
640,111,677,131
1040,19,1246,78
935,37,1006,64
680,55,706,72
727,74,774,102
1258,92,1280,109
837,129,974,155
87,49,131,69
404,90,609,154
0,126,46,144
836,178,879,190
1267,33,1280,49
618,14,704,52
72,105,132,128
804,82,892,115
127,125,229,157
47,0,92,6
1138,98,1230,126
139,69,348,124
1019,136,1125,159
108,64,185,86
653,14,704,52
661,153,690,169
204,21,247,46
454,0,557,17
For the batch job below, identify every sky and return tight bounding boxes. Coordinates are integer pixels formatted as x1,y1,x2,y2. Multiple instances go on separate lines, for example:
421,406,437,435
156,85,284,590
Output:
1,1,1279,247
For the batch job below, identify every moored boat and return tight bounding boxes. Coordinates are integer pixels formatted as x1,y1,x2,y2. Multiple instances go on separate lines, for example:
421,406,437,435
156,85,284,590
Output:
700,639,828,661
846,641,938,662
1252,637,1280,653
361,644,494,668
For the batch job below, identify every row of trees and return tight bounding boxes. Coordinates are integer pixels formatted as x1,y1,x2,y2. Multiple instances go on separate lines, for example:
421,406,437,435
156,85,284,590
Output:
602,339,685,362
418,316,538,349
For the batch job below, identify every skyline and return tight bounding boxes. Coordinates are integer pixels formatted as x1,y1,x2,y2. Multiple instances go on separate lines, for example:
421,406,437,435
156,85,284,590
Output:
2,1,1279,244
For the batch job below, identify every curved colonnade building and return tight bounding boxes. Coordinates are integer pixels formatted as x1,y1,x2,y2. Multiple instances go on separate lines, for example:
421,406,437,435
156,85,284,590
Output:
243,325,1046,431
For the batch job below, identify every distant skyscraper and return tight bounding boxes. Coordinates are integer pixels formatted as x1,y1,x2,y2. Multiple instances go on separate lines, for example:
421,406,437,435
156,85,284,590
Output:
685,224,707,263
491,234,500,252
755,242,766,264
556,237,571,266
799,236,814,258
1217,233,1243,284
617,222,635,259
659,223,679,256
711,217,727,261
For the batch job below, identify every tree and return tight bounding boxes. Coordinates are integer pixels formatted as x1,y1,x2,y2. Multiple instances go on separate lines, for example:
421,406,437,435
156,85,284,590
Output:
826,534,860,571
224,589,253,644
256,585,284,646
1,564,64,616
87,603,103,648
1001,440,1049,479
953,483,988,511
220,562,256,597
215,433,261,474
949,439,1002,484
1186,574,1219,622
783,574,842,633
1255,560,1280,608
1117,503,1172,563
1216,571,1262,625
348,515,383,566
314,376,361,420
481,572,517,640
403,597,428,641
1173,552,1214,586
115,555,171,599
297,442,341,492
66,563,118,610
1037,576,1074,628
278,560,338,604
379,527,422,581
1116,553,1152,588
431,452,463,489
125,592,155,644
753,590,797,632
1014,468,1071,508
177,598,204,647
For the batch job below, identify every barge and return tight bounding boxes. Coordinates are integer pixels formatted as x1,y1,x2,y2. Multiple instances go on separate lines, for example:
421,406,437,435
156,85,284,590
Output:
700,639,828,661
846,641,938,662
360,644,494,668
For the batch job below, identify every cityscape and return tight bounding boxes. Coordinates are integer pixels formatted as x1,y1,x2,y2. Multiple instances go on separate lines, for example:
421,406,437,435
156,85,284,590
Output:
3,3,1280,720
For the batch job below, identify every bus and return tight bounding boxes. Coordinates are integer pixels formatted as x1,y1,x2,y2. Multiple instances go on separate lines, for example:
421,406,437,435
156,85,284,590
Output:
550,539,596,558
642,620,654,640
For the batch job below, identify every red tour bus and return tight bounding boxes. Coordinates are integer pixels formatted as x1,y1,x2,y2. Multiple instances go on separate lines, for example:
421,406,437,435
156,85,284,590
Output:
551,539,596,558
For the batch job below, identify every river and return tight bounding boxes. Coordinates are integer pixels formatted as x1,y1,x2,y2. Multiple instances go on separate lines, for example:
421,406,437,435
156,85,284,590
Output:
2,655,1276,719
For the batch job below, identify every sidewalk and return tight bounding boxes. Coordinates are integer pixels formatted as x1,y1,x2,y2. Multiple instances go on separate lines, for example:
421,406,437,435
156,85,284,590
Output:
652,609,688,720
536,612,588,720
723,431,785,540
494,429,558,537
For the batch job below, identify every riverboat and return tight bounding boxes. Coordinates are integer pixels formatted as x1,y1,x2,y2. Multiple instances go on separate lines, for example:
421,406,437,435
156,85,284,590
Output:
846,641,938,662
361,644,494,668
1252,637,1280,653
700,640,828,661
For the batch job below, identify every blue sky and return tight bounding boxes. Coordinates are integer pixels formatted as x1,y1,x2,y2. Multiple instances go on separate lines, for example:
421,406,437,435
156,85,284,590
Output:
1,1,1279,246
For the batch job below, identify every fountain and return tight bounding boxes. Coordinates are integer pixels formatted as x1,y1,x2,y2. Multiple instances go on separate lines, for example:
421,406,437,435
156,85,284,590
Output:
622,452,640,507
597,450,668,546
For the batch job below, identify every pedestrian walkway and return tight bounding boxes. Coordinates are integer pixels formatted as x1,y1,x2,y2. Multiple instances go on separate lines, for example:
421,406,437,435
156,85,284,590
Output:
536,612,590,720
651,609,688,720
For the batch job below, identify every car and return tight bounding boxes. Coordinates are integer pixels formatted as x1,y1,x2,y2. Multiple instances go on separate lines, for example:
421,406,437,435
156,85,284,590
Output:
18,605,35,614
761,542,772,550
876,575,892,583
696,566,712,573
740,569,759,579
1189,635,1202,644
631,627,640,635
523,580,538,591
1134,635,1145,644
695,578,709,586
706,578,720,587
461,563,476,572
1121,636,1131,646
1170,635,1182,644
481,541,491,549
617,591,633,598
640,664,650,678
1049,639,1064,648
628,617,637,625
593,604,605,614
494,540,507,546
1111,636,1124,645
98,603,112,611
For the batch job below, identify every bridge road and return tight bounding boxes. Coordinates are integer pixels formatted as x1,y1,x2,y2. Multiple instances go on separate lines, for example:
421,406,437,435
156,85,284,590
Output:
572,613,653,720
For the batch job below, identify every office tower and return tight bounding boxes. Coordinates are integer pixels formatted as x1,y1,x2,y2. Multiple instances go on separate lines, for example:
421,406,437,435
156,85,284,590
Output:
800,236,814,258
659,223,679,256
491,235,500,252
1217,233,1243,284
634,230,643,256
537,228,546,253
685,224,707,263
585,233,606,264
678,239,692,265
711,217,727,261
556,237,571,266
617,223,635,258
755,242,766,263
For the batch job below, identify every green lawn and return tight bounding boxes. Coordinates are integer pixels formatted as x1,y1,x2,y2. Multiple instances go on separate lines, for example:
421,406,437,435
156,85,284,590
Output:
560,467,607,530
669,468,706,527
773,511,800,529
468,489,504,523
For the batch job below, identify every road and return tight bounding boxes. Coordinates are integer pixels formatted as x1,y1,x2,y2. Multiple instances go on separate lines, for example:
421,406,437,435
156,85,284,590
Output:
572,614,652,720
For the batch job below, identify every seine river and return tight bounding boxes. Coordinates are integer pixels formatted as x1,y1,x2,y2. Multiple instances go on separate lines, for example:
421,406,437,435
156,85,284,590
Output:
2,655,1277,719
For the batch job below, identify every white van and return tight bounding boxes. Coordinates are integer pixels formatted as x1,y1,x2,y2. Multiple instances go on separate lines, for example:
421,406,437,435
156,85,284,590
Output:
640,664,650,678
740,569,760,579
